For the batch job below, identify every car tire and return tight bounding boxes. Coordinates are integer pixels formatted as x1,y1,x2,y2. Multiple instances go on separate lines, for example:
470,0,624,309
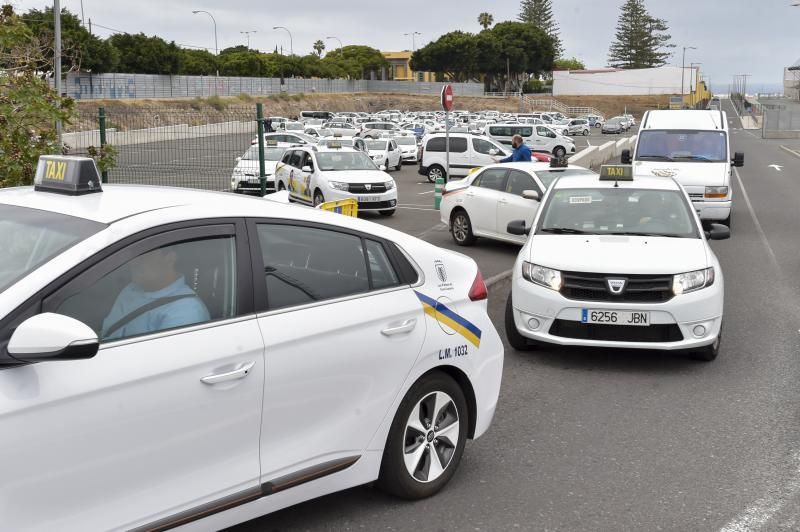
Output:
395,159,402,171
380,209,396,216
377,371,468,500
583,129,590,136
450,210,477,246
690,332,721,362
313,189,325,207
427,165,445,183
553,146,566,158
722,213,732,229
505,295,534,351
596,123,602,128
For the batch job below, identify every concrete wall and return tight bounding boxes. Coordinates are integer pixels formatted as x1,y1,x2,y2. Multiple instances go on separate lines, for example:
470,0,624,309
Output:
64,73,484,100
570,135,637,169
553,67,689,96
784,68,800,101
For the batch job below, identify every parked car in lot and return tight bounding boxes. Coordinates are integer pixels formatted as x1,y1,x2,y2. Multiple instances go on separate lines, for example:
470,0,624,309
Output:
231,144,288,195
505,164,729,361
440,160,596,246
359,122,401,139
0,155,503,531
394,135,421,163
366,138,403,171
585,114,605,128
419,133,510,182
601,117,626,134
252,132,316,146
322,121,359,137
275,145,398,215
567,119,591,136
317,136,369,153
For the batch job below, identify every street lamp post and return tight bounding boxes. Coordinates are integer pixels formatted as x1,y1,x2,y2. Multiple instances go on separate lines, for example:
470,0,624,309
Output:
54,0,62,145
404,32,421,81
240,30,257,50
681,46,697,106
326,36,344,56
192,10,219,77
273,26,293,55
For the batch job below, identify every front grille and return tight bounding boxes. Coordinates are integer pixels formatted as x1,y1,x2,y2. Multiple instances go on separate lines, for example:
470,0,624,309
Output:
358,200,396,210
549,320,684,343
349,183,387,193
560,271,674,303
689,193,704,200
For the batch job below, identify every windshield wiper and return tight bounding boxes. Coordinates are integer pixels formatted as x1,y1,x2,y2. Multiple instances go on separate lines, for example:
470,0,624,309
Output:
540,227,593,235
609,231,690,238
637,155,675,161
672,155,717,162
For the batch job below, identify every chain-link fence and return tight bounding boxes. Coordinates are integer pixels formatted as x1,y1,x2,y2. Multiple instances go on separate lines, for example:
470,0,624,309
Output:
65,106,258,190
763,109,800,139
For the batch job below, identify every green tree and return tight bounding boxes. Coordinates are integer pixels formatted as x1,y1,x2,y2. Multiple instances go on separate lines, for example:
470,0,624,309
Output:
607,0,674,69
218,50,266,77
478,12,494,30
553,57,585,71
0,4,73,187
313,39,325,57
477,21,556,90
322,45,388,79
109,33,183,74
518,0,563,58
20,6,118,72
179,49,217,75
410,31,480,82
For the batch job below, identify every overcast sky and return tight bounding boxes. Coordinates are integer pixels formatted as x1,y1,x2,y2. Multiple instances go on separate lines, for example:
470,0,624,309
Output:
11,0,799,91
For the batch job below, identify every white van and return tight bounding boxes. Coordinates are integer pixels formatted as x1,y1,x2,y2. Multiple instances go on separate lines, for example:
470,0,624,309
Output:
484,123,576,158
418,133,509,182
622,109,743,227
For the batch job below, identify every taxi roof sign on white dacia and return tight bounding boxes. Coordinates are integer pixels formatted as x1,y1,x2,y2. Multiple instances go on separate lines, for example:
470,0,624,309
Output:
599,164,634,181
34,156,102,195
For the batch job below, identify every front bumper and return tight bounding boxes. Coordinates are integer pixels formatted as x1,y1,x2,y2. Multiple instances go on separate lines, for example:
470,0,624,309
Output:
326,189,398,212
232,175,275,195
510,274,723,351
692,200,731,221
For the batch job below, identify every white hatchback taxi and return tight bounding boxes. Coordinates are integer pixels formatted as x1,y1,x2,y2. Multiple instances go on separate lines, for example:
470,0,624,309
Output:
274,145,398,216
505,165,729,361
0,156,503,532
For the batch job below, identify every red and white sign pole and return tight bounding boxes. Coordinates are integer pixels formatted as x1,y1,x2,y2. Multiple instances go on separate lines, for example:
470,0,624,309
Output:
441,84,454,183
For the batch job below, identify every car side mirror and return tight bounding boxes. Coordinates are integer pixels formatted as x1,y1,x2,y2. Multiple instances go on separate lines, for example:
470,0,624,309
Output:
621,149,632,164
705,223,731,241
380,165,388,171
301,165,312,173
507,219,531,236
522,190,540,201
8,313,99,363
732,152,744,167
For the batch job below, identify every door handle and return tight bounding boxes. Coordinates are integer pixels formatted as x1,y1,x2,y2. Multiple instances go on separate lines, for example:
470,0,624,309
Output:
499,199,508,205
381,318,417,337
201,361,256,385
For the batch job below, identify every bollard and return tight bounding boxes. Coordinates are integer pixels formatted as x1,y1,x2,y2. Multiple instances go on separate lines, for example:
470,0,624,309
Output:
434,176,444,210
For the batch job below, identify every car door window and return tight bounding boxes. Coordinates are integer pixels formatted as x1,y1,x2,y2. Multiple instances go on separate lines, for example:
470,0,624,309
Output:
49,234,237,342
473,168,508,191
301,152,314,171
365,240,400,290
536,126,550,137
449,137,468,153
426,137,446,152
473,138,503,155
288,151,302,168
257,224,372,311
506,170,541,197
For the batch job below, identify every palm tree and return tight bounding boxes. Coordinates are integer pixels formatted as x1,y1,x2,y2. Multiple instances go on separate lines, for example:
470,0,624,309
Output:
313,39,326,57
478,12,494,30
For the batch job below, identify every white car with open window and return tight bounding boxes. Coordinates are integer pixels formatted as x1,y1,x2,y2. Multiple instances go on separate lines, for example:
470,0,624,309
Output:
505,164,729,361
0,156,503,531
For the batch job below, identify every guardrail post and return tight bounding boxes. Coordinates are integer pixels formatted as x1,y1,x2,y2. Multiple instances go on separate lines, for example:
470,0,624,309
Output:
256,103,266,196
98,106,109,183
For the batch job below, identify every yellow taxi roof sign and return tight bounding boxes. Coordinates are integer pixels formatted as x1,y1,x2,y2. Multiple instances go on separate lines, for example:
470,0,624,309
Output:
599,164,633,181
34,156,102,195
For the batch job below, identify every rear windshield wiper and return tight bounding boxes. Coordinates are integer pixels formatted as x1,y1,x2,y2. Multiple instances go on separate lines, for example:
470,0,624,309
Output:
540,227,593,235
637,155,675,161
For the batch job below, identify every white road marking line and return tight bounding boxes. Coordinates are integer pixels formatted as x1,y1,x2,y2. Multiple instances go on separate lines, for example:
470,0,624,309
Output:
719,450,800,532
768,164,783,172
780,145,800,159
733,167,780,270
398,206,438,212
399,203,437,207
418,190,435,195
415,222,447,238
485,269,513,288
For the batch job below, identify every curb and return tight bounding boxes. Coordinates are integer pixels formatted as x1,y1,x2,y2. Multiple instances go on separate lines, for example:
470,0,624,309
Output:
485,269,512,289
779,145,800,160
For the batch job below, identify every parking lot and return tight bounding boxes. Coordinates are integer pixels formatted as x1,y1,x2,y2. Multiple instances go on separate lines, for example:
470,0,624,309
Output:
227,105,800,531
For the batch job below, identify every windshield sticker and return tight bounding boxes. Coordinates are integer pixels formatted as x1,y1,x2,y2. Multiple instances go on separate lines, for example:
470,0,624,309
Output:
569,196,593,204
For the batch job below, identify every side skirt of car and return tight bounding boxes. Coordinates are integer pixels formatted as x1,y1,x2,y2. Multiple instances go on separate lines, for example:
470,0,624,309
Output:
131,456,361,532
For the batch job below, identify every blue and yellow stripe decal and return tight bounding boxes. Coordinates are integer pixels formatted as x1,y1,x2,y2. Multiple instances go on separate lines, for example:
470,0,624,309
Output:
415,291,482,348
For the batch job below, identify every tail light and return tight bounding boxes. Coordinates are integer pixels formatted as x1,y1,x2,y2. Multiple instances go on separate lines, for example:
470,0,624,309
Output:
468,270,488,301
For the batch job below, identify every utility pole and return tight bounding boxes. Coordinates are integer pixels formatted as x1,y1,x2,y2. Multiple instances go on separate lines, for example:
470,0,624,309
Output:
681,45,697,107
240,30,257,50
54,0,62,146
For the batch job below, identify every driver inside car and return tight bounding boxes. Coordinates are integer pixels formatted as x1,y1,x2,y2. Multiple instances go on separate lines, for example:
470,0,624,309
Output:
101,246,210,341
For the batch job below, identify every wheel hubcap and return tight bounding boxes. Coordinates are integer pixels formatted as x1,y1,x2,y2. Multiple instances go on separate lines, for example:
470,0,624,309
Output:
403,391,459,483
453,215,468,242
430,168,442,180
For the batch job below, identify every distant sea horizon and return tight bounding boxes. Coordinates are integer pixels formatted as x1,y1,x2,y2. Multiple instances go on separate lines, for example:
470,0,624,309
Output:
709,82,784,95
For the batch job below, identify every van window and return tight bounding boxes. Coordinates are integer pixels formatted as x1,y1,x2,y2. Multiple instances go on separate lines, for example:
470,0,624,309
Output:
636,130,728,162
425,137,466,152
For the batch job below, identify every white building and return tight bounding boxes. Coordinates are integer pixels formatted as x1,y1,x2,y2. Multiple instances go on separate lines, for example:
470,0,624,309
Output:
553,66,698,96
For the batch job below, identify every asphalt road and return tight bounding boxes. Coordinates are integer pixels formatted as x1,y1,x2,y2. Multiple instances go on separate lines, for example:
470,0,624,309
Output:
227,108,800,531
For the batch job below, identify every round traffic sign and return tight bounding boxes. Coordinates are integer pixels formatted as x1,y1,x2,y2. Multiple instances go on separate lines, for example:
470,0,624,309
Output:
441,84,454,112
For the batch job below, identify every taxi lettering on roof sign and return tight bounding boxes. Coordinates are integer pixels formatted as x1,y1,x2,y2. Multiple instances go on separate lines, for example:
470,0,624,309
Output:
599,164,633,181
34,156,102,195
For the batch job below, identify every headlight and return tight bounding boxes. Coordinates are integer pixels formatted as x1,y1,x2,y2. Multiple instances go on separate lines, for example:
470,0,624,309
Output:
384,180,396,190
704,186,729,199
672,267,715,295
522,262,562,291
328,181,349,191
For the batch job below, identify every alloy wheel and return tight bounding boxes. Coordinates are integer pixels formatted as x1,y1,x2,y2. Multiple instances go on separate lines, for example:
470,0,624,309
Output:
402,391,460,483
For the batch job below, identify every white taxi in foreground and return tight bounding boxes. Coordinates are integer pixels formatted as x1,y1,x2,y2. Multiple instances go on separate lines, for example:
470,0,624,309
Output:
275,145,398,216
505,165,729,361
0,156,503,532
440,160,596,246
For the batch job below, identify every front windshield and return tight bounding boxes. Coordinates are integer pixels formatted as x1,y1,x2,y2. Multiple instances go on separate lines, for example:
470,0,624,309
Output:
367,140,388,150
244,146,285,161
637,130,728,162
285,123,303,130
320,138,354,147
316,151,378,171
395,138,417,146
534,168,597,190
538,188,698,238
0,205,105,293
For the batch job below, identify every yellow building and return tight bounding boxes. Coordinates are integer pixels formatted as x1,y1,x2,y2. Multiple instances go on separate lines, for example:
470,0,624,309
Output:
382,51,441,82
